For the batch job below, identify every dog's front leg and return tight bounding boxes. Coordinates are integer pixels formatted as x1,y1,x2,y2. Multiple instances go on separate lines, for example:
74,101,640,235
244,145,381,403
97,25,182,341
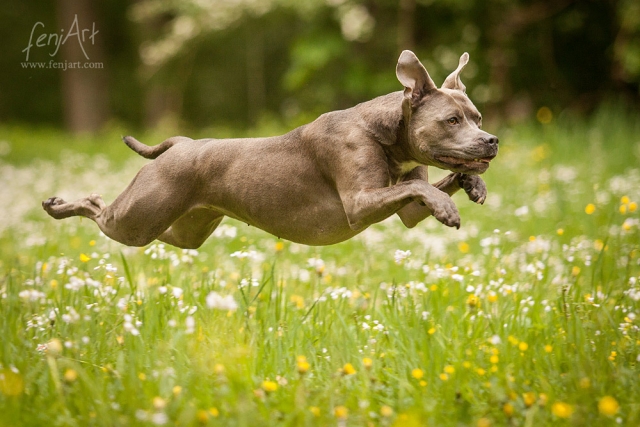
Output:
342,179,460,231
396,168,486,228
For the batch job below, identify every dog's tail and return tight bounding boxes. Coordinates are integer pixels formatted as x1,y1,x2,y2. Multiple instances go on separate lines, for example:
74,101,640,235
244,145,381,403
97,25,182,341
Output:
122,136,185,160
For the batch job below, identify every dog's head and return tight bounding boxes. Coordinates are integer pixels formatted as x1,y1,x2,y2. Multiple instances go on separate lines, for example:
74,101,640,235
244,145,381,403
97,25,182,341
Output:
396,50,498,174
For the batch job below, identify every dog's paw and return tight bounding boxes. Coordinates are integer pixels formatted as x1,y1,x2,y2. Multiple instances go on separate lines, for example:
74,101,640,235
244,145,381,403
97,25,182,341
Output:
423,191,461,229
459,174,487,204
42,197,65,209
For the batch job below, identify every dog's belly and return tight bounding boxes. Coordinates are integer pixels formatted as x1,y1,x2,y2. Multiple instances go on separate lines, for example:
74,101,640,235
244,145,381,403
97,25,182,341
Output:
210,187,361,246
221,199,362,246
251,204,361,246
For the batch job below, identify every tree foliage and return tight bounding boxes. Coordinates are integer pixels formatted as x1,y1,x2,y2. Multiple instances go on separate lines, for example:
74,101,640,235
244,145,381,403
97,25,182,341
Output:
1,0,639,131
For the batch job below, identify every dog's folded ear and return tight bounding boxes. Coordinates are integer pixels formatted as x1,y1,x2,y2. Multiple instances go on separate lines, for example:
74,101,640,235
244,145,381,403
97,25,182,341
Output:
396,50,437,107
442,52,469,93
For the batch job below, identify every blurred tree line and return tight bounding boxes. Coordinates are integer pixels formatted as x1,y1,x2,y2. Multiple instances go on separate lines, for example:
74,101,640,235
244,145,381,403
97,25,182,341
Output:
1,0,639,134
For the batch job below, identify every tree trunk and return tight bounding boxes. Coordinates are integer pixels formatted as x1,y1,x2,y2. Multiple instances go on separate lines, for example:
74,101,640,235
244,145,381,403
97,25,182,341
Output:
56,0,108,134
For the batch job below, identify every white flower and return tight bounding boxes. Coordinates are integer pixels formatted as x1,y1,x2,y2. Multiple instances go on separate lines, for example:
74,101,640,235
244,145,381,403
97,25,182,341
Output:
18,289,45,301
394,249,411,264
362,322,370,330
206,292,238,311
171,287,183,299
489,335,501,345
514,206,529,217
451,274,464,282
151,412,168,425
230,250,260,260
185,316,195,335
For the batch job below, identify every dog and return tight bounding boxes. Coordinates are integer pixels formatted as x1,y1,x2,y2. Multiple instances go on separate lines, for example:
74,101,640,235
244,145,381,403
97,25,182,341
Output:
43,50,498,249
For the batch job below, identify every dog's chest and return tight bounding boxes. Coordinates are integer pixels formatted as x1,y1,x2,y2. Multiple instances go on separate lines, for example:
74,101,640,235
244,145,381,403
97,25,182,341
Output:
388,160,422,182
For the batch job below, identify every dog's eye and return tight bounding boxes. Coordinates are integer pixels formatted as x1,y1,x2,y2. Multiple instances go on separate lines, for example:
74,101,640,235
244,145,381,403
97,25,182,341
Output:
447,117,459,125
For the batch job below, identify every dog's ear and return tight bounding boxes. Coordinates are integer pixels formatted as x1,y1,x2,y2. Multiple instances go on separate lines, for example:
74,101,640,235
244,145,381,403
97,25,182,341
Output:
396,50,437,106
442,52,469,93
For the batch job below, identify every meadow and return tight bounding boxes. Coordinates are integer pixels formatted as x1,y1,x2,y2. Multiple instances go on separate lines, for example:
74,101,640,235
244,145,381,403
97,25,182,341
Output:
1,106,640,426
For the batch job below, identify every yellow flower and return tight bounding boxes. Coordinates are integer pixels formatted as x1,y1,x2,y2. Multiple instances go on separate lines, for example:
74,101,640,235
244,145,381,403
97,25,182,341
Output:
214,363,225,375
608,351,617,361
598,396,619,416
620,204,627,214
544,345,553,353
462,361,471,369
518,342,528,352
362,357,373,369
152,397,166,409
63,369,78,383
138,372,146,381
476,368,486,376
556,228,564,236
262,380,278,392
430,285,438,291
172,385,182,396
477,418,492,427
467,294,479,308
621,196,630,205
585,203,596,215
551,402,573,418
309,406,320,417
208,407,219,417
79,253,91,263
503,402,514,417
411,368,424,380
487,292,498,303
629,202,638,212
444,365,455,374
571,266,581,276
342,363,356,376
428,327,436,335
380,405,393,417
290,295,305,309
490,355,499,364
439,373,449,381
523,392,536,407
334,406,348,419
458,242,470,253
419,380,427,387
297,356,310,374
275,241,284,252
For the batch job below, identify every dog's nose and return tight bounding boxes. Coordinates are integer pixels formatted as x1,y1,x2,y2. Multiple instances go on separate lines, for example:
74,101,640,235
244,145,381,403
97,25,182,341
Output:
482,135,499,145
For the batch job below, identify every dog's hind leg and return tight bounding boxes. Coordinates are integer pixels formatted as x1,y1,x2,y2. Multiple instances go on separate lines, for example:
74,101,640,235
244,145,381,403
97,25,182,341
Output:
158,207,224,249
44,162,199,247
43,193,106,220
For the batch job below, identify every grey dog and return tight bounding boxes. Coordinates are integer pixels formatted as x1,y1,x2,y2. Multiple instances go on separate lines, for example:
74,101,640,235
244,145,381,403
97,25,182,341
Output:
43,50,498,249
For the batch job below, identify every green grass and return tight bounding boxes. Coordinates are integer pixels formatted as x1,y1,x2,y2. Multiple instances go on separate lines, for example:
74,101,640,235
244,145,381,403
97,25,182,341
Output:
1,106,640,426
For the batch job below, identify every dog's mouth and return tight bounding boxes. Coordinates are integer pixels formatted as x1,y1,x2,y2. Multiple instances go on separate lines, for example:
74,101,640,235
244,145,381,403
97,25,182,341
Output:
435,154,496,171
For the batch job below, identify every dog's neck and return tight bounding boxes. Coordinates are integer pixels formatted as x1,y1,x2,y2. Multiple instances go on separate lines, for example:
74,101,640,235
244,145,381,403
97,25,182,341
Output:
355,91,420,171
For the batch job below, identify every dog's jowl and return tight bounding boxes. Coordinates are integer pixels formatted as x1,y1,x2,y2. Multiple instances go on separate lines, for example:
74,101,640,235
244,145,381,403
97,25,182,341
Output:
43,50,498,249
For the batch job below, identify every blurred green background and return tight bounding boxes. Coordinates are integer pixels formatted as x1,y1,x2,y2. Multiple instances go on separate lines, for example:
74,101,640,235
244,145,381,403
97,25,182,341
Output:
1,0,639,137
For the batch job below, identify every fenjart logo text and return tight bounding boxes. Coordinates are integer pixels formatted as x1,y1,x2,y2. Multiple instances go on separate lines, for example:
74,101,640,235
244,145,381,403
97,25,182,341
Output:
22,14,102,70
